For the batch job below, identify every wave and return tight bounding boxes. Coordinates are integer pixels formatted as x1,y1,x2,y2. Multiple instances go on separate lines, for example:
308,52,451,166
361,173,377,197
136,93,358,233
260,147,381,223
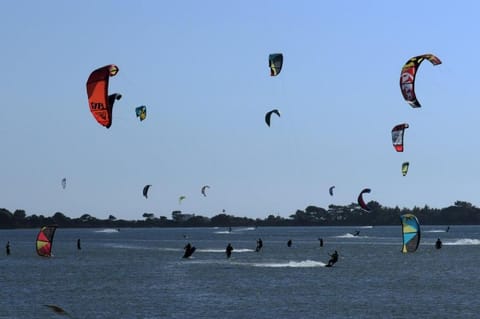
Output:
335,233,367,238
444,239,480,245
94,228,120,233
424,230,446,233
196,248,254,253
251,260,326,268
358,226,373,229
234,227,256,232
213,231,231,234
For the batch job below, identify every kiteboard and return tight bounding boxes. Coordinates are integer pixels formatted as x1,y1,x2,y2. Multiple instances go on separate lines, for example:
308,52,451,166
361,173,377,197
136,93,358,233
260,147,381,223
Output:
183,247,196,258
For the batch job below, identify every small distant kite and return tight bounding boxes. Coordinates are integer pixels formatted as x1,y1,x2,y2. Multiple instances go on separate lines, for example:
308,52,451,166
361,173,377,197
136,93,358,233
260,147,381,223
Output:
61,178,66,190
179,195,186,204
86,64,122,128
357,188,371,212
329,186,335,196
143,185,151,199
44,304,71,317
201,185,210,197
400,54,441,108
391,123,409,152
402,162,409,176
135,105,147,121
265,109,280,127
269,53,283,76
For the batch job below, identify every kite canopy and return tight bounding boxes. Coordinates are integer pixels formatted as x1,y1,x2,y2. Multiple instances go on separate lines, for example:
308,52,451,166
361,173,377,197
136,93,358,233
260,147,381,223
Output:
201,185,210,197
391,123,409,152
36,225,57,257
402,162,409,176
86,64,121,128
265,109,280,127
136,105,147,121
400,54,441,108
143,184,151,199
400,214,421,253
357,188,371,211
269,53,283,76
329,186,335,196
179,195,186,204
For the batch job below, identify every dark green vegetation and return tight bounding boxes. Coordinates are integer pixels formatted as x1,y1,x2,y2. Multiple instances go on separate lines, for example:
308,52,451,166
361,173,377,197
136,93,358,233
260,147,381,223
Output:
1,201,479,229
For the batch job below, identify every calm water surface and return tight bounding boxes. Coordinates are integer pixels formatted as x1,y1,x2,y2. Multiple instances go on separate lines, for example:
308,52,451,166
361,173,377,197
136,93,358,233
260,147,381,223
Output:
0,225,479,318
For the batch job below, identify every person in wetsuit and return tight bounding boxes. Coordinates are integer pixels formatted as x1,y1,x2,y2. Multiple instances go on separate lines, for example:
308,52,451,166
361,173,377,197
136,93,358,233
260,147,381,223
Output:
6,241,10,256
255,238,263,252
327,250,339,266
287,239,292,247
226,243,233,258
435,238,442,249
183,242,195,258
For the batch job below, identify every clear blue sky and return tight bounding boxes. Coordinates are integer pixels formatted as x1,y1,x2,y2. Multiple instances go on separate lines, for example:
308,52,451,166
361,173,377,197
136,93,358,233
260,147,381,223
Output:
1,1,479,220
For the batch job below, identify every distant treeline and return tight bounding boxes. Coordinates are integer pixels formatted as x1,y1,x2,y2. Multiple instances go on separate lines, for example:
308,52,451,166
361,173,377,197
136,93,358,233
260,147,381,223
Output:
1,200,480,229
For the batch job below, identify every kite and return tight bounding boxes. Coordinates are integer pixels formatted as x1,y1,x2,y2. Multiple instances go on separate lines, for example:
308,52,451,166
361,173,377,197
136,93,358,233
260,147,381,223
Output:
143,185,151,199
86,64,122,128
135,105,147,121
201,185,210,197
36,225,57,257
400,54,441,108
265,109,280,127
400,213,421,253
269,53,283,76
61,178,66,190
179,195,186,204
402,162,409,176
329,186,335,196
44,305,71,317
391,123,409,152
357,188,371,212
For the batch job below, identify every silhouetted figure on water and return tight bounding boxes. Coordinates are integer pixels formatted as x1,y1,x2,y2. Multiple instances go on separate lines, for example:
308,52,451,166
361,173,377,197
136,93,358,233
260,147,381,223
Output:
226,243,233,258
255,238,263,252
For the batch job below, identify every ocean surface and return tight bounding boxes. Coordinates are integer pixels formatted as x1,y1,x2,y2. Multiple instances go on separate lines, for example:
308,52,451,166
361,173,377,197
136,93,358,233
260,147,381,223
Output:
0,225,479,319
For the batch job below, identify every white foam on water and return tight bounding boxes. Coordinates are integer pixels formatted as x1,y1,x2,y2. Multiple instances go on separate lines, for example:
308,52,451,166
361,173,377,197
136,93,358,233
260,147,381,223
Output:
251,260,326,268
335,233,367,238
197,248,254,253
444,238,480,245
94,228,120,233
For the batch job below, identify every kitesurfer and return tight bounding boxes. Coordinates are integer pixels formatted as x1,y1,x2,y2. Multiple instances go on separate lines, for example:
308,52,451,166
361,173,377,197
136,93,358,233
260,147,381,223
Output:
287,239,292,247
6,241,10,256
183,242,195,258
446,226,450,232
226,243,233,258
435,238,442,249
327,250,339,267
77,239,81,250
318,238,324,247
255,238,263,252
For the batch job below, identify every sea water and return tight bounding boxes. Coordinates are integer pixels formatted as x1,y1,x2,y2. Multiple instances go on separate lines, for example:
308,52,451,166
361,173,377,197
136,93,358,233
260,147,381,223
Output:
0,225,479,319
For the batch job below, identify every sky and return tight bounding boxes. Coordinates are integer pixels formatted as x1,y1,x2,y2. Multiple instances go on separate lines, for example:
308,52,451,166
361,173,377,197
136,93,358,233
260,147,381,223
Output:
1,1,480,220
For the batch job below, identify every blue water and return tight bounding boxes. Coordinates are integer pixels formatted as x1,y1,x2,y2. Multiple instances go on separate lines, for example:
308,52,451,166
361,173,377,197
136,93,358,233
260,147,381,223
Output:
0,225,479,319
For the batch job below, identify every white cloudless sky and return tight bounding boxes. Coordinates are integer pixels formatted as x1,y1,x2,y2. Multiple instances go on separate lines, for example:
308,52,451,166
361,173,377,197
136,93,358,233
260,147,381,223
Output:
1,1,479,220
